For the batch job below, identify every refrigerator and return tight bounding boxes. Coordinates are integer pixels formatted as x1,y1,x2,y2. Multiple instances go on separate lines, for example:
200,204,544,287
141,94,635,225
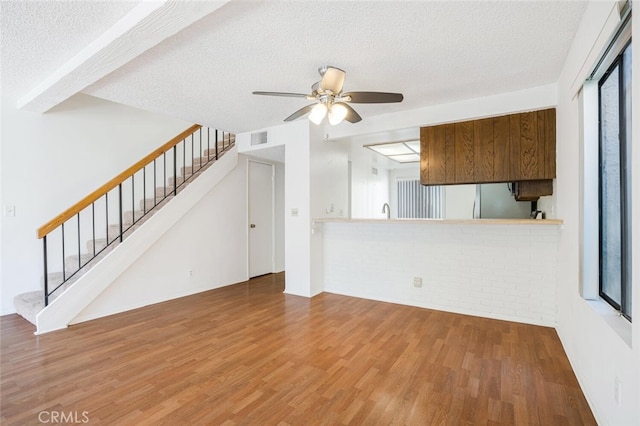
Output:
474,183,531,219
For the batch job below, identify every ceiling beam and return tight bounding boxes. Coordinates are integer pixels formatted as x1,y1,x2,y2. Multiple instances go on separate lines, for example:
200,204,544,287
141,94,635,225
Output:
18,0,230,113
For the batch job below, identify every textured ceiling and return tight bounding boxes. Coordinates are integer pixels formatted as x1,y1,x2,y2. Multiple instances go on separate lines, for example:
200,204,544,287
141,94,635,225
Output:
0,0,137,99
3,1,587,134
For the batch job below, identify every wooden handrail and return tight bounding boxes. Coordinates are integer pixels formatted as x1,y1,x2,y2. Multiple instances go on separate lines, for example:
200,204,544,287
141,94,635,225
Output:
37,124,202,239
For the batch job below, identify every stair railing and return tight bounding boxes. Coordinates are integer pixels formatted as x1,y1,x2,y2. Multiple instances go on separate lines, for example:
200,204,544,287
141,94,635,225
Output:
37,124,235,306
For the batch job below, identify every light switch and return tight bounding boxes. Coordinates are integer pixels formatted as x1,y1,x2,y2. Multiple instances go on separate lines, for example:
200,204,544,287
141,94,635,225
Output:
291,208,299,217
3,205,15,217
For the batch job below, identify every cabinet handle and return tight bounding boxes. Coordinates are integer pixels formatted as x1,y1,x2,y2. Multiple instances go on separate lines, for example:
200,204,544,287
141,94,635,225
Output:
250,224,256,228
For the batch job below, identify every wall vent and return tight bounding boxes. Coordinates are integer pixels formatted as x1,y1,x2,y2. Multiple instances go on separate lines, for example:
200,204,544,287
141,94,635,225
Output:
251,131,268,146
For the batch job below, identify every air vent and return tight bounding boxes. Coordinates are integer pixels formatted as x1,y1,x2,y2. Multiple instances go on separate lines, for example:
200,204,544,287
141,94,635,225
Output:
251,131,268,146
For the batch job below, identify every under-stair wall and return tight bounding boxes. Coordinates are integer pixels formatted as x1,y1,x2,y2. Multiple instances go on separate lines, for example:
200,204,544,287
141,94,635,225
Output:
36,147,246,333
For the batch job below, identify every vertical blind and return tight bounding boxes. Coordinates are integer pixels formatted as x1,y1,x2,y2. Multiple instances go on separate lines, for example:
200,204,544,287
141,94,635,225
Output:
397,179,442,218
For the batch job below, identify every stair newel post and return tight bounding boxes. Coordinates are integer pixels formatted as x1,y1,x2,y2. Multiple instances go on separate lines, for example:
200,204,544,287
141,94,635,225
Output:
118,183,123,243
173,145,178,196
43,235,49,307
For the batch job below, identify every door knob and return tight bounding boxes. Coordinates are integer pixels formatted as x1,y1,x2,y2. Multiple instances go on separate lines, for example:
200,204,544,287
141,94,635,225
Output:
250,224,256,228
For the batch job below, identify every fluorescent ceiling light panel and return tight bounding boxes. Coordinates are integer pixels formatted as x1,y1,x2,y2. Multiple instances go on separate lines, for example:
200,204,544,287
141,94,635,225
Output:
364,140,422,163
404,140,420,153
367,143,413,156
388,153,420,163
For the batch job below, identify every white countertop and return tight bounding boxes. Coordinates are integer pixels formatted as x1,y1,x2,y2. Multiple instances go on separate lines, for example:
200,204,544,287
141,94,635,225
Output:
313,218,563,225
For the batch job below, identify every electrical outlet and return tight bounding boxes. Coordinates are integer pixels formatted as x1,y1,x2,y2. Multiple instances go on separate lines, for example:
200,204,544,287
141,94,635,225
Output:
188,269,193,277
291,208,299,217
413,277,422,288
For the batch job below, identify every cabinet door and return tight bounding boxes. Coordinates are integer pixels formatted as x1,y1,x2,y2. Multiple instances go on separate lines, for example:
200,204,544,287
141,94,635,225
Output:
473,118,494,182
492,115,511,181
420,124,454,185
541,108,556,179
510,109,556,180
454,121,475,183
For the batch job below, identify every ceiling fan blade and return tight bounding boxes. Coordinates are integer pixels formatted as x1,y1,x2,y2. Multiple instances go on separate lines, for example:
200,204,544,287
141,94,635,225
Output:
339,103,362,123
320,66,346,94
253,91,310,98
343,91,404,103
284,104,316,122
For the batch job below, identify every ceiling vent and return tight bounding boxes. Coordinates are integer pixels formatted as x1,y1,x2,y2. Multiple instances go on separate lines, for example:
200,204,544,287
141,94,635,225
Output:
251,131,268,146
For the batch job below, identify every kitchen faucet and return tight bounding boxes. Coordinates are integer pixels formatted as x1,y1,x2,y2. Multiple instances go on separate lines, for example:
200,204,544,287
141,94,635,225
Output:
382,203,391,219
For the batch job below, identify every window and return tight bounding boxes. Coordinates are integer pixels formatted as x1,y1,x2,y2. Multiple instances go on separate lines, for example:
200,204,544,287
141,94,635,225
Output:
598,39,632,320
397,180,442,218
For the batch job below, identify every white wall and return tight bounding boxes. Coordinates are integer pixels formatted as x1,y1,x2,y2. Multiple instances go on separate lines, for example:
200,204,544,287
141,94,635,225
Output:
0,93,191,314
349,142,391,219
72,156,248,323
274,160,285,272
553,1,638,424
237,120,314,296
237,120,349,298
323,221,560,327
309,124,349,296
310,127,349,221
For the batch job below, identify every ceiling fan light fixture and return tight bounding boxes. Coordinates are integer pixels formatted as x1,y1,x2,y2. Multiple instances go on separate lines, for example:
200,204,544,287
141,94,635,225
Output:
309,103,327,125
252,65,404,125
328,103,348,125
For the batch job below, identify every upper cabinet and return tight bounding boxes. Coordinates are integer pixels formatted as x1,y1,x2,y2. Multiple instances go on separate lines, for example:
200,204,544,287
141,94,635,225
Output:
420,108,556,185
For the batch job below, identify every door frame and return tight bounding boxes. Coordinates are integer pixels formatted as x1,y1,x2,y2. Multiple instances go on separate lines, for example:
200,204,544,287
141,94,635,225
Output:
247,159,275,278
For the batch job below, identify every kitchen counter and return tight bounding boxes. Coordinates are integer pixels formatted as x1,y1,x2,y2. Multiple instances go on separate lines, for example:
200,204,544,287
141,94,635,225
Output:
313,218,563,225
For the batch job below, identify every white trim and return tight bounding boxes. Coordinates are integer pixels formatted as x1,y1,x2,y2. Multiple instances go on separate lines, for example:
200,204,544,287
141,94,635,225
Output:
569,1,623,98
247,159,276,277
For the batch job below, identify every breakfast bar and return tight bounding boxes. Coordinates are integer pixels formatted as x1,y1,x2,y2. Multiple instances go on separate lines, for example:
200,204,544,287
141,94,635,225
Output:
313,218,563,327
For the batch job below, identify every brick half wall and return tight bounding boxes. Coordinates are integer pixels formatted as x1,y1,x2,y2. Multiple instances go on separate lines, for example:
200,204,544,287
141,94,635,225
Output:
321,221,560,327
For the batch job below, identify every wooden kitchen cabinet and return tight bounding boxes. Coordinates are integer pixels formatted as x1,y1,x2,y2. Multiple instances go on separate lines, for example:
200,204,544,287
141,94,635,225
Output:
420,108,556,186
420,124,455,185
509,108,556,180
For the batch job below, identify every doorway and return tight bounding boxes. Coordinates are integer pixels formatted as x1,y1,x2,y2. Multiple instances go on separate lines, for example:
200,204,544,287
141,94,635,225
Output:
248,160,275,278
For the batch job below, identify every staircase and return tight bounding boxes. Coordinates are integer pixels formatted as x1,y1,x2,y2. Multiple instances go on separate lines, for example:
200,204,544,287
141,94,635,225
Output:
14,125,235,326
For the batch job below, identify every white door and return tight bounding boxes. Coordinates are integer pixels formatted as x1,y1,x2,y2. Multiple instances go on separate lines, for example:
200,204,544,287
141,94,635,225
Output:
249,161,274,278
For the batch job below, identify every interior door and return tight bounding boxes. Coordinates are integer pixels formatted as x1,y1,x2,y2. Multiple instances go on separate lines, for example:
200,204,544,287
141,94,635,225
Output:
249,161,274,278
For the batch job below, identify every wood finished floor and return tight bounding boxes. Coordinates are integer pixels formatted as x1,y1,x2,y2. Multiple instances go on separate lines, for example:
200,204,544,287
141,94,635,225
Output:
1,273,595,425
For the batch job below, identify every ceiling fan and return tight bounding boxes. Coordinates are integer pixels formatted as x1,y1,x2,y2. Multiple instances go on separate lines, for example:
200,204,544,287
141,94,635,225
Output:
252,65,403,125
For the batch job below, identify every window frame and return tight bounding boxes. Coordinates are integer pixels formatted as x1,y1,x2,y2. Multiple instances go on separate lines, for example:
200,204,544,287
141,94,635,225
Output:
597,39,632,321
